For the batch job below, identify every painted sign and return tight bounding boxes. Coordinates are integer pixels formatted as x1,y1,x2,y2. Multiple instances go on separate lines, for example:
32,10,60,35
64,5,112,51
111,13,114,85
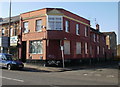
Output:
10,36,18,46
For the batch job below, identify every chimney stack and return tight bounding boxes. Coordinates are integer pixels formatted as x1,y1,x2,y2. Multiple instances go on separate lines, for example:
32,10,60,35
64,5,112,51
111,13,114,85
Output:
96,24,100,31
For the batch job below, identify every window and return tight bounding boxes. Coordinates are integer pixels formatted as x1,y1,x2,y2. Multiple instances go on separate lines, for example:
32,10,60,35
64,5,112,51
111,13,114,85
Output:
85,26,88,37
76,42,81,54
48,16,62,30
76,24,80,35
10,28,13,36
64,40,70,54
14,29,17,36
97,35,99,42
23,22,29,33
29,40,43,54
90,45,92,55
36,19,42,31
65,20,69,32
2,28,5,35
85,42,88,54
102,47,104,55
97,46,100,55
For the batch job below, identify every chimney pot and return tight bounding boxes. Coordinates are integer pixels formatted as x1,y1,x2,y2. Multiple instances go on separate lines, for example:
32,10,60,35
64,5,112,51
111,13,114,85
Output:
96,24,99,31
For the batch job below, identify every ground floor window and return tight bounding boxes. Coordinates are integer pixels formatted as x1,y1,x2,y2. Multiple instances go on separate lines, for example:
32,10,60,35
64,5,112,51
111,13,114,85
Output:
76,42,81,54
29,40,43,54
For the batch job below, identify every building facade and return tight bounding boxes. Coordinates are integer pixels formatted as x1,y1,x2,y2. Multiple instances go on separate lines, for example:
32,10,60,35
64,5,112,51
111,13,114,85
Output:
103,32,117,57
18,8,115,65
0,16,20,58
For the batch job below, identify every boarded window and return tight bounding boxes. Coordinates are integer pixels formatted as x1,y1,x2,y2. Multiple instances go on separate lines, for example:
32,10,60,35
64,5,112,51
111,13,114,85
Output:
76,42,81,54
85,42,88,54
64,40,70,54
97,46,100,55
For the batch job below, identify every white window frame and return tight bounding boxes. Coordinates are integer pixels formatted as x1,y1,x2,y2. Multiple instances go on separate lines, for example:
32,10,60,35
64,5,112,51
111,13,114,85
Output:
29,40,43,54
76,42,81,54
10,28,13,36
65,20,69,32
2,28,5,35
97,46,100,55
85,26,88,37
64,40,70,55
23,22,29,33
36,19,42,32
76,24,79,35
85,42,88,54
47,15,63,30
97,35,99,42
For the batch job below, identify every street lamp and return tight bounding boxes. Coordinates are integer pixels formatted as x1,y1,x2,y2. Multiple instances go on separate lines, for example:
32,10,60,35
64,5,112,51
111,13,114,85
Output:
8,0,11,54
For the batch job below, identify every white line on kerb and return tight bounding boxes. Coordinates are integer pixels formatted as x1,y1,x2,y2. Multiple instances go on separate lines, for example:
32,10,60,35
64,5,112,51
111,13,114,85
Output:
0,76,24,82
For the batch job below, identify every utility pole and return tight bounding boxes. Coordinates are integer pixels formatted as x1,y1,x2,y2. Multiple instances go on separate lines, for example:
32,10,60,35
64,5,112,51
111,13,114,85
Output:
8,0,11,54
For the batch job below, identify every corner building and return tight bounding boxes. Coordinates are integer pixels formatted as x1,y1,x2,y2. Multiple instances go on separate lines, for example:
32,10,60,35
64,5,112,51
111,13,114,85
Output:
19,8,112,65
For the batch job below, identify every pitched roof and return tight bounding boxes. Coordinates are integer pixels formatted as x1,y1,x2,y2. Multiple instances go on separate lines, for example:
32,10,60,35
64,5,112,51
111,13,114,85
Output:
0,15,20,25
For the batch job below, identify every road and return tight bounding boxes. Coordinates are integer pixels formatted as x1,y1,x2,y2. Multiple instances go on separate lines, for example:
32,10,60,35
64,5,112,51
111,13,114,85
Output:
1,66,119,86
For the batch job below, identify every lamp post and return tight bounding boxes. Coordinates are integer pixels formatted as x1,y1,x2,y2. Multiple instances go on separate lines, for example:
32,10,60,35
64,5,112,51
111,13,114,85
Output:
8,0,11,54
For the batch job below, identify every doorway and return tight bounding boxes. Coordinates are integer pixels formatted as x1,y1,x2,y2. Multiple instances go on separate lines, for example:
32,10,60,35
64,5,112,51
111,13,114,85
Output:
22,41,26,62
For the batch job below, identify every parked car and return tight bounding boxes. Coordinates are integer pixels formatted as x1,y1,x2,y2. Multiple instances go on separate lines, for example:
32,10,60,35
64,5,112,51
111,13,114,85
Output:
0,53,24,70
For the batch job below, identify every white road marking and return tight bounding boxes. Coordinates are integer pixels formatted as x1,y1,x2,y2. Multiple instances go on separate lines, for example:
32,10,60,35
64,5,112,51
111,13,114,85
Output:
0,76,24,82
106,75,115,78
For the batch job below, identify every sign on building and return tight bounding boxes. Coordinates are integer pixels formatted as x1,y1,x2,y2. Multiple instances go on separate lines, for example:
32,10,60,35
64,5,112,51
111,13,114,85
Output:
10,36,18,46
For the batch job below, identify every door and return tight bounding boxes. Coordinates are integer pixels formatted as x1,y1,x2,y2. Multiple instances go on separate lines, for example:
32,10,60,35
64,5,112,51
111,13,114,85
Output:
22,41,26,62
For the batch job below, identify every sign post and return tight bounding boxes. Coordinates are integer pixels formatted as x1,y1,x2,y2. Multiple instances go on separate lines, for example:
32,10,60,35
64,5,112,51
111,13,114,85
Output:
61,45,65,68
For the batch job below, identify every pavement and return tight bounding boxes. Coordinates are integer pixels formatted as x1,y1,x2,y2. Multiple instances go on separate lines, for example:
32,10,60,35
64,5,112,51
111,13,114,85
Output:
23,62,118,72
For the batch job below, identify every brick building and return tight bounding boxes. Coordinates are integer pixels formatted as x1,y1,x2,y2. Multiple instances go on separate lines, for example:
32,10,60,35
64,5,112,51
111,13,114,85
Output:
18,8,115,66
0,16,20,58
103,32,117,57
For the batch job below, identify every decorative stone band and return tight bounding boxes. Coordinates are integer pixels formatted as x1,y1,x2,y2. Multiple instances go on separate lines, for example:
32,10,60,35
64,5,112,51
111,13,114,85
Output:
22,14,90,27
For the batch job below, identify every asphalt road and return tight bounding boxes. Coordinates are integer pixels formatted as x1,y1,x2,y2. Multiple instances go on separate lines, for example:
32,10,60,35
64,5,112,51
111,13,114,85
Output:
1,66,119,86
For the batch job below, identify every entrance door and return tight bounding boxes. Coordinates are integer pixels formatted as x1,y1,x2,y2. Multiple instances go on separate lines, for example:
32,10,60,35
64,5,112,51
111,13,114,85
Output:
22,41,26,62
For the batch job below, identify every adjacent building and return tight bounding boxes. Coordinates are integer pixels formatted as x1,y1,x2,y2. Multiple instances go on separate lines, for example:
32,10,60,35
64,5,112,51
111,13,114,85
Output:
0,16,20,58
103,32,117,57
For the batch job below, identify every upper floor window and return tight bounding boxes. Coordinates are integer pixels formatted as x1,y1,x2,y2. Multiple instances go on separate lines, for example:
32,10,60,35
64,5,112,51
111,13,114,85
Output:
2,28,5,35
10,28,13,36
93,34,96,42
76,24,80,35
48,15,62,30
97,35,99,42
36,19,42,32
23,22,29,33
85,26,88,37
14,29,17,36
65,20,69,32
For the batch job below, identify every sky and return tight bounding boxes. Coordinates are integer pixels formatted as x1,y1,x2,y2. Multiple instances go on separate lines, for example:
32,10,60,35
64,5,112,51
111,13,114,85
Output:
0,1,119,44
